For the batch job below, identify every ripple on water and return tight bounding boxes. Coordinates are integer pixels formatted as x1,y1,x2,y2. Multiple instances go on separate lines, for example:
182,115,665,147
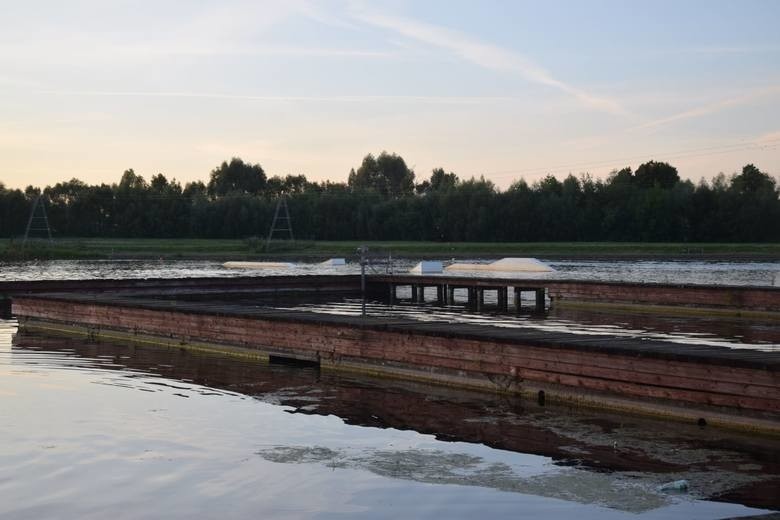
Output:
0,327,776,519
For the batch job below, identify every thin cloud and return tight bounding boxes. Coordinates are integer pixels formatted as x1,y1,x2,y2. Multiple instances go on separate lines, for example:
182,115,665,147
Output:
112,43,396,59
350,9,627,115
755,130,780,147
0,40,396,65
38,90,533,105
684,44,780,55
636,86,780,131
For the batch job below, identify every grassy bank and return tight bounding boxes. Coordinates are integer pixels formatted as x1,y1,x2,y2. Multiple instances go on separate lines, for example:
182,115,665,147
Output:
2,238,779,261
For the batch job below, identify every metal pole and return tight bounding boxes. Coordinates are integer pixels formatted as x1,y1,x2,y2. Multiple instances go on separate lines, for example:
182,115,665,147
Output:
358,245,367,316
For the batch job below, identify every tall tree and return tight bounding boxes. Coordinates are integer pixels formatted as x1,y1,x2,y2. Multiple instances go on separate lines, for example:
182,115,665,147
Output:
634,161,680,189
731,164,776,194
429,168,459,191
207,157,267,197
348,152,415,198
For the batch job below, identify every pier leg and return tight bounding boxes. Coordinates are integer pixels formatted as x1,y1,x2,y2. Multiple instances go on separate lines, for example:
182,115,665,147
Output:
535,289,546,312
477,288,484,311
448,285,455,304
411,285,418,302
417,285,426,303
498,287,508,311
389,284,396,304
467,287,476,307
514,288,522,312
436,285,445,304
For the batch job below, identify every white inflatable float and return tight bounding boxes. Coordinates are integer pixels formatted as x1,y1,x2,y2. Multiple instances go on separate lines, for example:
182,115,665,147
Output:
445,257,554,273
318,258,347,267
223,261,295,269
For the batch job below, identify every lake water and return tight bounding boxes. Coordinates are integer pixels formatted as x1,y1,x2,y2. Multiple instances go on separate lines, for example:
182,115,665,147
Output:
1,322,777,520
1,259,778,517
1,258,779,286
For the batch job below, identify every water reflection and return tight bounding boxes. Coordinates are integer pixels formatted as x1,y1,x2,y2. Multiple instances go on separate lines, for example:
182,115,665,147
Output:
239,295,777,350
1,325,777,519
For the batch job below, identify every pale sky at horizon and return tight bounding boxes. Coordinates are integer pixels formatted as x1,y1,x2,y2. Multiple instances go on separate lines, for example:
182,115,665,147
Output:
1,0,779,190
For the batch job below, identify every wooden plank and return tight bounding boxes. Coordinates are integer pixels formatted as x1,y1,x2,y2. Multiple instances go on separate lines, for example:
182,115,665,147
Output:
12,296,780,416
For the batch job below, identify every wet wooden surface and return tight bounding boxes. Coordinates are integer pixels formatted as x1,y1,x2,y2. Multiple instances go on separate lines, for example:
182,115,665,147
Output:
13,292,780,370
12,291,780,418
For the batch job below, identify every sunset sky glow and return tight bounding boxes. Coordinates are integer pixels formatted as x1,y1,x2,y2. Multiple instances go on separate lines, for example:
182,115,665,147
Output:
1,0,779,189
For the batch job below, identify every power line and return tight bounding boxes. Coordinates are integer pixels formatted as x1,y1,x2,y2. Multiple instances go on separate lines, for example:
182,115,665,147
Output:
480,138,780,179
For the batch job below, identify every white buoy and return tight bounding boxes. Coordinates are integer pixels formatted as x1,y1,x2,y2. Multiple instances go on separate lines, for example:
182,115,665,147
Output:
409,261,443,274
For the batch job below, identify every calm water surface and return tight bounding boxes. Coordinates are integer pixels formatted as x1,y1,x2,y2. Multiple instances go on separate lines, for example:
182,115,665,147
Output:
1,258,779,286
1,321,778,520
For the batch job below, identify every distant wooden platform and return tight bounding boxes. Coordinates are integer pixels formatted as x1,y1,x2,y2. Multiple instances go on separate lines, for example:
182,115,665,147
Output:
369,274,780,314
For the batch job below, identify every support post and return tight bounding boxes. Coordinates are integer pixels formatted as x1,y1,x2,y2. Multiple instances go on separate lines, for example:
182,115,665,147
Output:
359,245,367,317
411,285,418,302
535,289,546,312
498,287,508,311
477,288,484,311
467,287,476,307
436,285,445,304
447,285,455,304
514,287,522,312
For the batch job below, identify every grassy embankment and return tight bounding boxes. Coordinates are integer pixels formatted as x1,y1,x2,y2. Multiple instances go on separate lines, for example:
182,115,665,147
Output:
2,238,779,261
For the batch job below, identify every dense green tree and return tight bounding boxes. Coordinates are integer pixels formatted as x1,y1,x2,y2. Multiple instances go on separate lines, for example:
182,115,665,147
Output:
728,164,780,241
417,168,459,195
2,158,777,243
731,164,776,194
207,158,266,197
634,161,680,189
183,180,207,199
266,174,312,197
348,152,415,198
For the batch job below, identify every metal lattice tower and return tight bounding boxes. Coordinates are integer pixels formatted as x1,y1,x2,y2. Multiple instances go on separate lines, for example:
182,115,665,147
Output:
23,194,53,247
265,195,294,250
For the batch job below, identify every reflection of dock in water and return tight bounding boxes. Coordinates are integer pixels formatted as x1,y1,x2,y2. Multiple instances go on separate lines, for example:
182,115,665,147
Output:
4,274,780,434
11,332,780,512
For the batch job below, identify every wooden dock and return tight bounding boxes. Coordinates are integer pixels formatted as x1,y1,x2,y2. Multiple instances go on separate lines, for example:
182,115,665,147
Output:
8,274,780,434
368,274,780,315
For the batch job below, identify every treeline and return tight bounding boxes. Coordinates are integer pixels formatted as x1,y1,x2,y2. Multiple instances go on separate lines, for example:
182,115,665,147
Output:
1,153,778,242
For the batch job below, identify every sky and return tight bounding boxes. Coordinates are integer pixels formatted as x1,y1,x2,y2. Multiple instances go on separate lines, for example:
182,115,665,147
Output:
1,0,779,190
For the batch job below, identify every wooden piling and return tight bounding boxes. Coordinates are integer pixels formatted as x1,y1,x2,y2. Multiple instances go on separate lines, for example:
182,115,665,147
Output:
498,287,508,311
467,287,476,307
535,289,546,312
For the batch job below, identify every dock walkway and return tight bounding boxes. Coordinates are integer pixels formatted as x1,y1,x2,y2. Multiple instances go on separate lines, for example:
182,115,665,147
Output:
10,276,780,434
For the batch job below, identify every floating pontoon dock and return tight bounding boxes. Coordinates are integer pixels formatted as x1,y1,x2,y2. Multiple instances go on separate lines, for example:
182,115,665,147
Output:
5,274,780,433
